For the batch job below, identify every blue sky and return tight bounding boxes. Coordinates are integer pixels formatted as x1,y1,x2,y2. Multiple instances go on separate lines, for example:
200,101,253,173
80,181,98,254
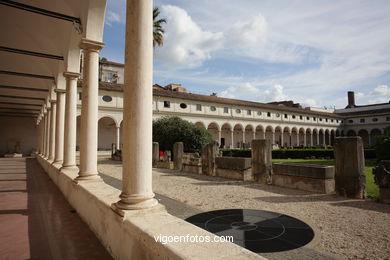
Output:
101,0,390,109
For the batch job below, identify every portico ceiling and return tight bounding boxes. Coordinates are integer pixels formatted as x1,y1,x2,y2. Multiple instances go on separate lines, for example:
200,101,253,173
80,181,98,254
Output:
0,0,106,119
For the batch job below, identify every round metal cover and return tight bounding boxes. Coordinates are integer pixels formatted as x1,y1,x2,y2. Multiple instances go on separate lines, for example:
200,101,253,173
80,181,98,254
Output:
185,209,314,253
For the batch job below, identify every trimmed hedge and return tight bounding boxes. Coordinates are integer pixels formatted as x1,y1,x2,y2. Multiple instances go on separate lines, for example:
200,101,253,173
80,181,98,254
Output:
220,148,377,159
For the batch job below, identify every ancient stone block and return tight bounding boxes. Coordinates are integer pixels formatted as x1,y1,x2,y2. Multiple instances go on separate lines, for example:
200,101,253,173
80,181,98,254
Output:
201,141,219,176
252,139,272,184
173,142,184,170
334,137,366,199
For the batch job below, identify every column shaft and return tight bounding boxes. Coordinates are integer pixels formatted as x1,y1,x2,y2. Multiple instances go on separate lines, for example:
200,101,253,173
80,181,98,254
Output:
62,72,80,171
116,126,120,150
76,39,104,181
48,101,57,161
54,90,66,166
114,0,156,210
45,108,51,158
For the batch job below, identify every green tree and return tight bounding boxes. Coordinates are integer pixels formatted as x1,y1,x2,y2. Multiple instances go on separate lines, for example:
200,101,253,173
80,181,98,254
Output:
153,116,213,153
153,7,166,47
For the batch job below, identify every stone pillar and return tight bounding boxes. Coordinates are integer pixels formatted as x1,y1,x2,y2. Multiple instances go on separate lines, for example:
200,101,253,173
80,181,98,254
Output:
62,72,80,172
310,133,313,146
334,137,365,199
296,133,300,146
113,0,157,210
116,126,120,150
75,39,104,182
252,139,272,184
202,141,218,176
323,132,326,146
316,133,320,146
44,107,50,158
280,132,284,146
173,142,184,170
262,131,265,139
328,133,332,146
230,130,234,148
218,130,221,146
48,100,57,162
152,142,159,167
242,129,245,147
303,133,307,146
252,130,256,140
272,131,275,145
53,89,66,167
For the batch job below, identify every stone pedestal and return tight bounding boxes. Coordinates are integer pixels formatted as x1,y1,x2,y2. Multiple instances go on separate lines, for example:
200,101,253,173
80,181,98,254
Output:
173,142,184,170
252,139,272,184
201,141,218,176
334,137,365,199
152,142,159,167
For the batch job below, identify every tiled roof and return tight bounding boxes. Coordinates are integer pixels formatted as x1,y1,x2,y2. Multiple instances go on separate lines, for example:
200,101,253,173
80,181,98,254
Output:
337,108,390,117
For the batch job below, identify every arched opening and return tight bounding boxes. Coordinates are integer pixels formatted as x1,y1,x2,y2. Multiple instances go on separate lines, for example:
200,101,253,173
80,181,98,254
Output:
370,129,382,146
265,126,273,144
221,123,232,148
312,129,318,146
298,128,305,146
245,125,254,148
195,121,206,128
275,126,282,146
331,130,336,145
282,127,291,147
98,117,117,151
358,129,370,147
207,122,220,144
233,124,244,148
306,129,312,146
319,129,324,146
325,130,330,146
255,125,265,140
347,130,356,137
291,127,298,146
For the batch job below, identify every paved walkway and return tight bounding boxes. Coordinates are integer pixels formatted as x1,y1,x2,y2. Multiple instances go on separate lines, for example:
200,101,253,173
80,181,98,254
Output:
0,157,112,260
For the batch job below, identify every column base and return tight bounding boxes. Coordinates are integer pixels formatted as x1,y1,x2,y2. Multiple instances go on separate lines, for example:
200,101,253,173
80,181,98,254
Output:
60,165,79,174
73,174,102,184
52,161,63,169
111,198,160,216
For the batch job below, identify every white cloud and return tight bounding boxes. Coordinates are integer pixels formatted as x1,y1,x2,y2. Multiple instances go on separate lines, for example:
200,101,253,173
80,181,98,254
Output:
155,5,224,68
264,84,287,102
220,82,261,100
105,11,122,26
227,14,267,47
369,85,390,96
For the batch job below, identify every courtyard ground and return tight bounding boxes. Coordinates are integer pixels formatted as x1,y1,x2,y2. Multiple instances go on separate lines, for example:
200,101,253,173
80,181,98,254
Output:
98,159,390,260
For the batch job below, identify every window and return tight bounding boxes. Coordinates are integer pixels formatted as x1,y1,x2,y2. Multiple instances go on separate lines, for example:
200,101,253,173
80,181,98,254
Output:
319,118,322,122
292,115,296,119
247,110,251,115
284,114,288,119
313,117,316,121
348,120,353,123
331,119,334,122
180,103,187,109
196,104,202,111
223,107,229,113
236,109,241,114
267,112,271,117
79,92,82,100
372,118,378,122
360,118,365,123
102,95,112,102
164,101,170,108
306,116,310,120
276,113,280,117
336,120,339,123
257,111,262,116
300,115,303,120
210,106,216,111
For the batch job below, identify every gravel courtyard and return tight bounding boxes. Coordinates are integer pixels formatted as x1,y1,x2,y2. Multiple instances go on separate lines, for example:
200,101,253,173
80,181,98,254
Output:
98,160,390,260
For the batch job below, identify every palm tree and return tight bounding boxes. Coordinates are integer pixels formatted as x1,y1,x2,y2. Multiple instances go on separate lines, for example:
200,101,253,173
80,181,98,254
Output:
153,7,166,47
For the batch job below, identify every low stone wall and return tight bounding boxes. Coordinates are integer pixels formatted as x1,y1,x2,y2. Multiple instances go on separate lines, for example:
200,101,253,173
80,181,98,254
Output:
182,153,201,174
36,155,263,260
272,163,335,194
215,157,253,181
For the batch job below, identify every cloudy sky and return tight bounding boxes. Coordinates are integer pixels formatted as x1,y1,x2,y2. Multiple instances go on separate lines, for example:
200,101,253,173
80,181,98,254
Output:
101,0,390,109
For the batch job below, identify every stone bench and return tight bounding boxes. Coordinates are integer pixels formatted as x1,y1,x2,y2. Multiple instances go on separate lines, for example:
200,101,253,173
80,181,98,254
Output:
272,163,335,194
215,157,253,181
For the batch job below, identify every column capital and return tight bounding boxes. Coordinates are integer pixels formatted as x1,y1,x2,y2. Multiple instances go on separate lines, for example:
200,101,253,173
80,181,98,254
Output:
63,71,80,79
79,38,105,52
54,89,66,94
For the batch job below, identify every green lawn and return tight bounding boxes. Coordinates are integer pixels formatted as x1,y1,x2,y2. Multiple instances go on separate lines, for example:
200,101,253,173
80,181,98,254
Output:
272,159,379,199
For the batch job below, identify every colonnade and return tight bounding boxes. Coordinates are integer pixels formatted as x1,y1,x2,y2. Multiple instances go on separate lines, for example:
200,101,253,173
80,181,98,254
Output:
36,0,156,210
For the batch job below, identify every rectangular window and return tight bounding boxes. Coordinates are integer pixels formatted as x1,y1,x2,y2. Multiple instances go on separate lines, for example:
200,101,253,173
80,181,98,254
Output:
360,118,365,123
306,116,310,120
224,107,229,113
247,110,251,115
325,118,328,122
196,104,202,111
292,115,296,119
267,112,271,117
164,101,170,108
300,115,303,120
313,117,316,121
284,114,288,119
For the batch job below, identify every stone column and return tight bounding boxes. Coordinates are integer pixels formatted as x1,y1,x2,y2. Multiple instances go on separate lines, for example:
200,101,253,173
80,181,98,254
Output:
152,142,159,167
75,39,104,182
113,0,157,210
280,132,284,146
272,131,275,145
62,72,80,172
310,133,313,146
44,107,50,158
252,130,256,140
252,139,272,184
53,89,66,167
173,142,184,170
218,130,221,146
230,130,234,148
328,133,332,146
262,131,265,139
323,132,326,146
296,133,300,146
316,133,320,146
48,100,57,162
116,126,120,150
303,133,307,146
334,137,365,199
242,129,246,147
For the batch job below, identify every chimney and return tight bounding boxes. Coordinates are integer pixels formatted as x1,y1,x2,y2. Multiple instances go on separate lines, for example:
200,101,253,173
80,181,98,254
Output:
347,91,355,108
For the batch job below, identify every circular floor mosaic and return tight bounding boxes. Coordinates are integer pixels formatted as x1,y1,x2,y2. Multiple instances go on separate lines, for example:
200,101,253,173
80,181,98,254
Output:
185,209,314,253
